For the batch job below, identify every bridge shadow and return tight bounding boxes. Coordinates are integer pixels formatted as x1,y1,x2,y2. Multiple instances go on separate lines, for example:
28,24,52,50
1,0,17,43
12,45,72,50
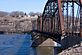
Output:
31,35,48,47
31,30,62,47
31,31,82,52
61,36,82,50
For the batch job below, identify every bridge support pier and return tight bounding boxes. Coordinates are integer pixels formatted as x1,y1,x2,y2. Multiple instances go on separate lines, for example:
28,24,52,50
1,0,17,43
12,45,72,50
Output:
31,33,62,55
32,46,62,55
36,46,54,55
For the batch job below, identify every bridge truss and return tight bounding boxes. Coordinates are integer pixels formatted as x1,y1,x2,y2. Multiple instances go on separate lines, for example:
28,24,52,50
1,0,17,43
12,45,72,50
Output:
32,0,82,47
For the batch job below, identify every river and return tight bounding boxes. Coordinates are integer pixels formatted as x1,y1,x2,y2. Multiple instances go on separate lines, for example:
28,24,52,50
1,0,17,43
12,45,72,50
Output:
0,34,36,55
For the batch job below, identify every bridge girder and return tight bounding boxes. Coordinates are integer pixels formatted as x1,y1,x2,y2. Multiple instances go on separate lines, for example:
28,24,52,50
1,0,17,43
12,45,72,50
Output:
37,0,82,37
31,0,82,47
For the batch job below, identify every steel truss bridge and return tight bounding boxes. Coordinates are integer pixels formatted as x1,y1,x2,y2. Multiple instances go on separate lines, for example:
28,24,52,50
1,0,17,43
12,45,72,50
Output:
31,0,82,50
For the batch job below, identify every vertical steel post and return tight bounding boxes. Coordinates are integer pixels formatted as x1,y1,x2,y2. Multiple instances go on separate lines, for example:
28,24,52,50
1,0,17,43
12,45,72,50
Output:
58,0,65,36
42,18,44,32
67,2,69,35
40,17,42,31
72,1,74,36
80,0,82,37
51,18,52,32
80,0,82,4
36,17,38,30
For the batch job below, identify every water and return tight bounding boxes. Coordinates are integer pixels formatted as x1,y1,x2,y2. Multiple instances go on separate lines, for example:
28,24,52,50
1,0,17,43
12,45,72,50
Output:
0,34,36,55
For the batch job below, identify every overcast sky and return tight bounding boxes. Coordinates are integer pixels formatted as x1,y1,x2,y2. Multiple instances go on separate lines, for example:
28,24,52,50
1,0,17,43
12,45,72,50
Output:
0,0,47,13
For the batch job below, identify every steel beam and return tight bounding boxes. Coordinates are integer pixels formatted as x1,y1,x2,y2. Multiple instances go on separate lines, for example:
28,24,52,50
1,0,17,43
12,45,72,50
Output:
79,0,82,37
58,0,65,36
80,0,82,4
72,1,74,36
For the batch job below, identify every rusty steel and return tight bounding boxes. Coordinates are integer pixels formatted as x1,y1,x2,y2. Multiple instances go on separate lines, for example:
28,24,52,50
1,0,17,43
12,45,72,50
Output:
35,0,82,39
31,1,82,52
31,0,82,47
58,0,65,35
80,0,82,4
80,0,82,37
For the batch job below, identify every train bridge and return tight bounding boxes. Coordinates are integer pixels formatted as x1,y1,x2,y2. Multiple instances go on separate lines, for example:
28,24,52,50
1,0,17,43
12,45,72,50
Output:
31,0,82,50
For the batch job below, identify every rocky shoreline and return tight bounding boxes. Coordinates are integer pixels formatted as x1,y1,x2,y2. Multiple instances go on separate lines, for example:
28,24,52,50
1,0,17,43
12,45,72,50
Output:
58,46,82,55
0,15,38,33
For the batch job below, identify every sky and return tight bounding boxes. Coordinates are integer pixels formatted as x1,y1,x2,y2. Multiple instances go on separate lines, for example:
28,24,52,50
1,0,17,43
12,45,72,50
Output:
0,0,47,13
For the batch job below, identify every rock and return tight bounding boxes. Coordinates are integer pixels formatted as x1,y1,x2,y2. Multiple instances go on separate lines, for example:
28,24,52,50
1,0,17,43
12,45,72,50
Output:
58,46,82,55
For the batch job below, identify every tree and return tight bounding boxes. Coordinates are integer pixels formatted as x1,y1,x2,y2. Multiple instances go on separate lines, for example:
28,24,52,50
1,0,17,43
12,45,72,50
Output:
28,12,35,16
0,11,9,17
29,12,42,16
9,11,25,17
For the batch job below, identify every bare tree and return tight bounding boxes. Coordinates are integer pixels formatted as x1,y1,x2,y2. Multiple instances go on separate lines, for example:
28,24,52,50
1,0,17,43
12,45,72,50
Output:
29,12,42,16
0,11,9,17
9,11,25,17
